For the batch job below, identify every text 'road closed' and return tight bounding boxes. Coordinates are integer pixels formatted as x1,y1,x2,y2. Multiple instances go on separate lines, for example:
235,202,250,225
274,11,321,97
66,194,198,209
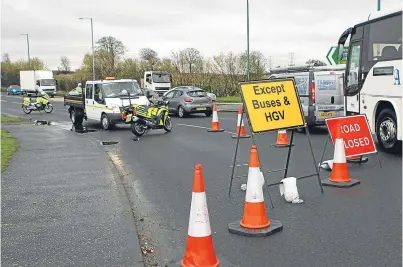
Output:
240,79,305,133
326,115,377,157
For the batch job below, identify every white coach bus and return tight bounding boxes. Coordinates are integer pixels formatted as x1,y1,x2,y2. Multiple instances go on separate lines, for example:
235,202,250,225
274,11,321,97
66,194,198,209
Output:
337,7,402,153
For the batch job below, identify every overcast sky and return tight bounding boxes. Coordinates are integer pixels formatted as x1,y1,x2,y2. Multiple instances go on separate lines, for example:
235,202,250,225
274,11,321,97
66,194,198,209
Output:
1,0,402,70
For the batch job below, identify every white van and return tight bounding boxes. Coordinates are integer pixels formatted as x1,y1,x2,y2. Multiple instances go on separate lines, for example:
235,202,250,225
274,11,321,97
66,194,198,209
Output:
268,64,345,132
64,78,150,130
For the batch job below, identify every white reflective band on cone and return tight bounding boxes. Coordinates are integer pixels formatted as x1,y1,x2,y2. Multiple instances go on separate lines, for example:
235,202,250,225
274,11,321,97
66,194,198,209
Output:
334,138,346,163
278,130,286,134
245,167,265,203
188,192,212,237
212,111,218,122
237,114,242,126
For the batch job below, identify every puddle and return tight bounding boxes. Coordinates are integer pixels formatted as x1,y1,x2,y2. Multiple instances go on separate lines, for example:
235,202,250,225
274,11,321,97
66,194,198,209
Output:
33,120,52,126
102,141,119,146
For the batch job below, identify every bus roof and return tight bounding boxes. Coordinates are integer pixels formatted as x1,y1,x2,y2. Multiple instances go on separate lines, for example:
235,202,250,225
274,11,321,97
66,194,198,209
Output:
267,64,346,75
355,7,402,26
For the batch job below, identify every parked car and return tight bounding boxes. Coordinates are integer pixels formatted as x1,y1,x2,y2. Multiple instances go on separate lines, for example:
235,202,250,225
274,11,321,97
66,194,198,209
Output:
162,86,213,118
7,85,23,95
207,92,216,102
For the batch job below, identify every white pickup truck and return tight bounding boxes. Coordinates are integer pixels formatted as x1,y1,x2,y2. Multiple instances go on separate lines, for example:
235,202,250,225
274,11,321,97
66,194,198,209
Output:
64,78,149,130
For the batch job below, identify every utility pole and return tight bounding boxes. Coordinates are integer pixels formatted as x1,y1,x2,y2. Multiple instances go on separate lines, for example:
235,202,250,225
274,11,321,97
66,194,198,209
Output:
79,17,96,80
377,0,381,11
20,33,30,65
246,0,250,81
289,53,295,66
268,56,272,71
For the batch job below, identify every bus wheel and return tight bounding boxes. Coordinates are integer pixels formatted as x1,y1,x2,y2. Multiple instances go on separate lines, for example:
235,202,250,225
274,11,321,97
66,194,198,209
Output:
376,108,400,153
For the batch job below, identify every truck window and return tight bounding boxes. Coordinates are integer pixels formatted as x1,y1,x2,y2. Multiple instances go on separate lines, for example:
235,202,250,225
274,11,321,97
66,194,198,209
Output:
294,75,309,96
94,84,104,104
152,73,170,83
86,84,93,99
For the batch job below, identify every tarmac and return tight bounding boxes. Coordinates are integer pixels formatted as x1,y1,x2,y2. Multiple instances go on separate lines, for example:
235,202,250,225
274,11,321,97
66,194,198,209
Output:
1,123,144,267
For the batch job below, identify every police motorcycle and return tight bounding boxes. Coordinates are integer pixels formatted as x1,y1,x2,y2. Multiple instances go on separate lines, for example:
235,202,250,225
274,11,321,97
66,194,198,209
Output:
22,89,54,114
121,90,172,137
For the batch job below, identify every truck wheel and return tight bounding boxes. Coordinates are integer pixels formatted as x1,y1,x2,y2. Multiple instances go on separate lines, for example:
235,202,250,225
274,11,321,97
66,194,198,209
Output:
70,109,84,126
50,95,54,98
376,108,400,153
101,114,111,130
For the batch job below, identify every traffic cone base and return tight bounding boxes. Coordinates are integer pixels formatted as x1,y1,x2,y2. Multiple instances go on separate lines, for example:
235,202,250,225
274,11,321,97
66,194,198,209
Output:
168,256,235,267
207,128,224,132
321,178,361,188
232,134,250,139
270,143,294,148
347,155,369,164
228,219,283,237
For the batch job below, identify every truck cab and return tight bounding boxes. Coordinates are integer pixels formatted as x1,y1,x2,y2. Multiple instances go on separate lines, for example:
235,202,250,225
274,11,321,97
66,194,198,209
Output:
20,70,57,97
64,78,149,130
141,71,171,96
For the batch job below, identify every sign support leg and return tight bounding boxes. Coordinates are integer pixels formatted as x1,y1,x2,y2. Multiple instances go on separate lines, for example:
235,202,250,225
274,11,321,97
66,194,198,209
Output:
228,110,244,196
282,129,295,179
306,126,324,193
318,137,330,175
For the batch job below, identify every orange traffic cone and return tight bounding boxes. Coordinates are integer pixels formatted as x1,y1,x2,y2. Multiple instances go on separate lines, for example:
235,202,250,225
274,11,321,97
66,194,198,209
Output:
207,104,224,132
347,155,368,164
169,165,233,267
322,125,360,188
228,145,283,237
271,130,293,148
232,107,250,139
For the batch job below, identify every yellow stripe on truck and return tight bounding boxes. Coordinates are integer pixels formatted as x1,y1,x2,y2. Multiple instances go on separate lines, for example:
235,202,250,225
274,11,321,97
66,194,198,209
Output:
86,104,113,110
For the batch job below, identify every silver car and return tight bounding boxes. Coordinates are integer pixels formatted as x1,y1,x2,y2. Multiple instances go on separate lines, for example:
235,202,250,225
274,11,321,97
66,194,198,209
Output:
163,86,214,118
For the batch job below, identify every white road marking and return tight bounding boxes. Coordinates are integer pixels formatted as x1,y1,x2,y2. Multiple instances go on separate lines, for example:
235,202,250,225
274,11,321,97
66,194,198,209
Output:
1,100,6,102
12,102,21,104
176,123,236,135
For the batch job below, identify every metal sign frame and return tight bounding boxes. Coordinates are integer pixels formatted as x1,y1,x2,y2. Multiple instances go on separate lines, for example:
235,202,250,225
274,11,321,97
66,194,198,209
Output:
228,79,324,198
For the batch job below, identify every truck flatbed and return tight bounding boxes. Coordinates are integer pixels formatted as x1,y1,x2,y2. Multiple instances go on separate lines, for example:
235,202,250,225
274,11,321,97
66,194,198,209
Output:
64,95,84,108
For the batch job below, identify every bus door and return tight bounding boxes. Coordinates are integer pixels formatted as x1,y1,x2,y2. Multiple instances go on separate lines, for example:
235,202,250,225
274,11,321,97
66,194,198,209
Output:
345,41,363,115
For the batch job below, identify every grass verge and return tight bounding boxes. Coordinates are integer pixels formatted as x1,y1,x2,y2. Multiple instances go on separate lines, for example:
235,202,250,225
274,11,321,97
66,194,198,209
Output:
0,117,25,123
216,96,242,103
1,128,19,172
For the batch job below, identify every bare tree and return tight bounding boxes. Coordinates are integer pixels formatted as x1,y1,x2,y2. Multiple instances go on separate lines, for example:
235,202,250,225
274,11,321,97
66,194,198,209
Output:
139,48,159,70
183,48,201,73
306,59,327,66
96,36,126,75
58,56,71,72
2,53,11,63
171,50,187,84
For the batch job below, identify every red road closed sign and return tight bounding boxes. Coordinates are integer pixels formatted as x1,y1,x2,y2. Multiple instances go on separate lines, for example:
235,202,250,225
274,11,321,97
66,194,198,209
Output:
326,115,377,157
